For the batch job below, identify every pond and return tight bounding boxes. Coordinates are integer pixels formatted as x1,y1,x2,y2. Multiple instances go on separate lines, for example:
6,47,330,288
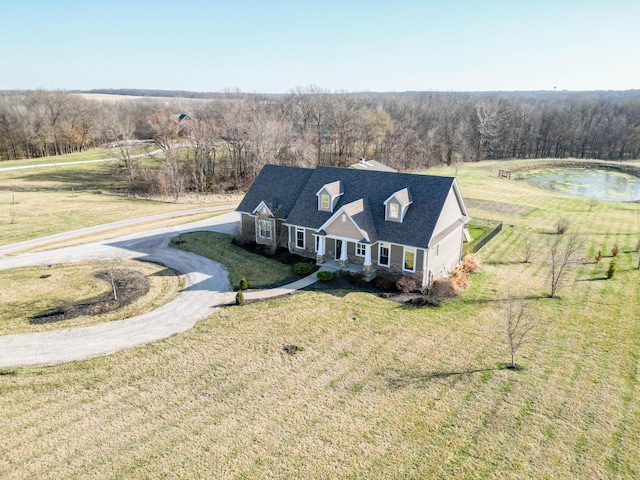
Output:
521,168,640,202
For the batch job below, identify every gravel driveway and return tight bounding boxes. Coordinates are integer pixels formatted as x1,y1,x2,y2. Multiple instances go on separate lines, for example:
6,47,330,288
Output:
0,211,240,368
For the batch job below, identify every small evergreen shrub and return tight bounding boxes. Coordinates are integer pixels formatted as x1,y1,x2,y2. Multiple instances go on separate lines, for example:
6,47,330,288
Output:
235,290,245,305
316,270,334,282
239,277,249,291
396,276,417,293
611,244,619,257
347,272,365,287
373,271,397,291
606,260,616,279
293,262,313,275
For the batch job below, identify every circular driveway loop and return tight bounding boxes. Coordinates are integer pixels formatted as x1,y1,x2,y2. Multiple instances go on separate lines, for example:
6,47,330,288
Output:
0,211,240,368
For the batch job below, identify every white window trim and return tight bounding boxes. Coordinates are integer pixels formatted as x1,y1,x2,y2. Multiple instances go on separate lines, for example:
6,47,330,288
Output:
296,227,305,249
403,247,416,273
378,242,390,267
258,219,272,239
356,242,366,257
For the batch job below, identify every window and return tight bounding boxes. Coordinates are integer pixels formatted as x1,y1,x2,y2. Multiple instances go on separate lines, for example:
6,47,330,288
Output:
315,236,320,252
321,194,330,209
388,202,399,220
434,244,440,257
356,243,366,257
403,247,416,272
258,219,272,239
379,243,390,267
296,227,305,249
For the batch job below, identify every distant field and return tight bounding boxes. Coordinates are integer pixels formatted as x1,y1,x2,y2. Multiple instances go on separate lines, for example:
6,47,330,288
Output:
1,160,639,478
0,160,229,246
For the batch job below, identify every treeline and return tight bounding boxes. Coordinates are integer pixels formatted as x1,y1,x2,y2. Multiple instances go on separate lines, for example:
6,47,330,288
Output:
1,88,640,195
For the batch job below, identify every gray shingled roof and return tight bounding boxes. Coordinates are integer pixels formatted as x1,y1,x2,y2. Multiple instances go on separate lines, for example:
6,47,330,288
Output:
236,165,314,217
285,166,459,249
238,164,464,250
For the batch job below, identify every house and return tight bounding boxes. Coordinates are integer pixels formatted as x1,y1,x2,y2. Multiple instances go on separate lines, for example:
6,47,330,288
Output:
349,158,397,172
236,164,470,289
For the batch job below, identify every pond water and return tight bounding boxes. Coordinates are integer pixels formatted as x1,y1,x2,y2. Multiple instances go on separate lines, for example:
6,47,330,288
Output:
521,168,640,202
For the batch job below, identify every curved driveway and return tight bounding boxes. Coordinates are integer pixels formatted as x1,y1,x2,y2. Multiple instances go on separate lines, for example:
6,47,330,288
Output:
0,210,240,368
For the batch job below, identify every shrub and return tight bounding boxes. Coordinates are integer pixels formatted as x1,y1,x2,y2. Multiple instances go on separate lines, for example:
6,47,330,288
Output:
611,243,619,257
235,290,245,305
595,250,602,264
238,277,249,291
449,266,469,293
428,278,456,299
293,262,313,276
347,272,365,287
606,260,616,279
316,270,334,282
461,253,481,274
373,271,397,291
396,276,417,293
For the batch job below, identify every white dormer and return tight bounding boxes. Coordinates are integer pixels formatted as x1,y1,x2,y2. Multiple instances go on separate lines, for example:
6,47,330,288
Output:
252,201,274,217
384,188,413,223
316,180,343,212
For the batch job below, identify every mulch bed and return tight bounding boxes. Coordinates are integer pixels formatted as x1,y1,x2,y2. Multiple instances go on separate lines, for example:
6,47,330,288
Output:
303,274,438,307
29,269,149,324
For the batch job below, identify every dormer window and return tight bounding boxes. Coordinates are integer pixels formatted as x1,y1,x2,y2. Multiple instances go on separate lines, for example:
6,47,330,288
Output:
388,203,399,220
316,180,343,212
384,188,413,223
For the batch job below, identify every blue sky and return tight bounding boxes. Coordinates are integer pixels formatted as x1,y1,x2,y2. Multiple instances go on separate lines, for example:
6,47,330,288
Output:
1,0,638,92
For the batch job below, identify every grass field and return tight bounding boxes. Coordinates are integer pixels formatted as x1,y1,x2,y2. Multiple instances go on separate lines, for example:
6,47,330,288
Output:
0,260,182,335
170,231,294,288
0,160,230,246
1,160,639,478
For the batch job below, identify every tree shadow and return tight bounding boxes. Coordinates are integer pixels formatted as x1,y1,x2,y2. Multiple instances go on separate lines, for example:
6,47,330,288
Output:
386,367,502,389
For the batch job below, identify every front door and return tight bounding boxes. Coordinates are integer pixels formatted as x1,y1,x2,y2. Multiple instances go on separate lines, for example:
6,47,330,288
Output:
335,239,343,260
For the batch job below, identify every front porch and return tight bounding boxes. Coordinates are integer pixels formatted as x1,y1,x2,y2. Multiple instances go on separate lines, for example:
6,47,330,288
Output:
316,258,378,282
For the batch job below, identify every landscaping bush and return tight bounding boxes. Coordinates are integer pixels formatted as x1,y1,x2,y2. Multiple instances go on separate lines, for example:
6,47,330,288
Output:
595,250,602,264
429,278,457,299
239,277,249,291
396,276,417,293
347,272,365,287
293,262,313,276
373,271,397,291
235,290,245,305
316,270,334,282
461,253,481,274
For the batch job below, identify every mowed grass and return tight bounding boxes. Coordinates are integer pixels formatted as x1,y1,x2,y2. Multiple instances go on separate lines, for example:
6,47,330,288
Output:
0,158,228,246
170,231,294,288
0,160,639,478
0,260,183,335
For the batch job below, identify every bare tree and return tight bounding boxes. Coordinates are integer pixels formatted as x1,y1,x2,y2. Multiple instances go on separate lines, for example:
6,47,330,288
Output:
97,256,124,302
502,294,538,370
549,233,583,298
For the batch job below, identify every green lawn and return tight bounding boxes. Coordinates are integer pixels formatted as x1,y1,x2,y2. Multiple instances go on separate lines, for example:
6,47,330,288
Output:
170,231,294,288
1,159,639,479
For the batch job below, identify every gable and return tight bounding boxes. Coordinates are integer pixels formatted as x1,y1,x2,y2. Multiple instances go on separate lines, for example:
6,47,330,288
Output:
433,185,467,237
324,213,367,242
